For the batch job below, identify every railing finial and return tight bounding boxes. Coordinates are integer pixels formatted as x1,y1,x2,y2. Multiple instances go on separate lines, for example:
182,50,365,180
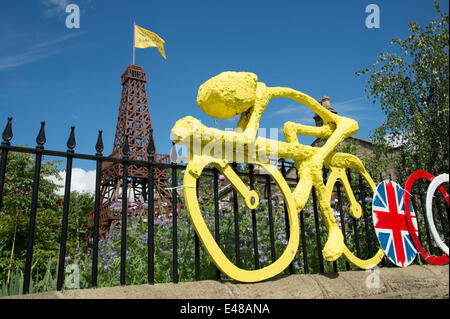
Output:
67,126,76,153
122,135,130,158
1,117,13,146
170,141,177,164
36,121,46,149
95,130,104,156
147,128,155,159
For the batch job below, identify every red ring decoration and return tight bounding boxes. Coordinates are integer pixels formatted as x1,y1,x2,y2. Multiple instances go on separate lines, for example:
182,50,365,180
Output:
404,170,449,265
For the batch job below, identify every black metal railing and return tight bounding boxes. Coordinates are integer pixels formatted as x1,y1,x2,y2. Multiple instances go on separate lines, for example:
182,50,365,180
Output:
0,118,448,295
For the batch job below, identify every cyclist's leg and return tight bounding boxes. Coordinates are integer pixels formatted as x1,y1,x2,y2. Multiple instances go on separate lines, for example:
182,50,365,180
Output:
325,152,374,218
290,159,345,261
325,154,384,269
314,179,346,261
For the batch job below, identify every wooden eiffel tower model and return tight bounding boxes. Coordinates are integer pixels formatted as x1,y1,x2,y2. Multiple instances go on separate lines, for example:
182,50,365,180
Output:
89,64,173,236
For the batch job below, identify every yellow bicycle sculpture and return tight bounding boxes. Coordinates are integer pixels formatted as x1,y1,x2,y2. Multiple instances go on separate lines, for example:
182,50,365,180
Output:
171,71,384,282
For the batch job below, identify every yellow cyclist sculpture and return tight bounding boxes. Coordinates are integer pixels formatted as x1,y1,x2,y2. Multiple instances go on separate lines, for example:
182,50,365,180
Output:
171,71,384,282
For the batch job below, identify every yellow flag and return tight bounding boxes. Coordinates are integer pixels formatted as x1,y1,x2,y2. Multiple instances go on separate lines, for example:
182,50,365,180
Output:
135,24,166,59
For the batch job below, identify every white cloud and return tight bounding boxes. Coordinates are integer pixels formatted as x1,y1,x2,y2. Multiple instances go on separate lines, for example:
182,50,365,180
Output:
269,104,299,117
0,33,83,71
32,32,82,49
332,96,367,107
0,47,65,70
41,0,70,18
268,102,316,123
49,168,96,195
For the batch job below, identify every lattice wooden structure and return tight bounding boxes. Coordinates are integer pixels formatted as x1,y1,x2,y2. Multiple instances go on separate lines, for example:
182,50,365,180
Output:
88,64,173,236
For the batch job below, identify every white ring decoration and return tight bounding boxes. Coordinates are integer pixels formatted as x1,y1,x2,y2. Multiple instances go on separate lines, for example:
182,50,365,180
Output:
426,173,449,256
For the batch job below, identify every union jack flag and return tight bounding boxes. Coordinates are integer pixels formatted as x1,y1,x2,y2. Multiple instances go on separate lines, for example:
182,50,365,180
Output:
372,180,418,267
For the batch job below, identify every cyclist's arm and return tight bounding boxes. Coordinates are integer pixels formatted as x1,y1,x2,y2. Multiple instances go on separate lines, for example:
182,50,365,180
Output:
268,87,340,125
236,82,271,136
267,86,358,159
283,121,335,144
315,116,358,160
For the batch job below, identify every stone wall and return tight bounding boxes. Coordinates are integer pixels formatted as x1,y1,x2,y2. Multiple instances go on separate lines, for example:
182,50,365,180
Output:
4,264,448,299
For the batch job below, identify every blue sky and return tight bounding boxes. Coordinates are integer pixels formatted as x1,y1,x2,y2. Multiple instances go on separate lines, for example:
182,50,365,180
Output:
1,0,448,177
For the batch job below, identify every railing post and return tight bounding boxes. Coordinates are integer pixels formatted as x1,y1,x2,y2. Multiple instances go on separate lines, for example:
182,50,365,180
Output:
248,164,260,270
56,126,76,291
23,122,46,294
295,167,309,274
280,159,293,274
232,162,241,268
311,186,324,274
347,168,360,257
91,130,103,288
147,129,155,285
171,142,178,283
194,178,200,281
359,174,373,259
213,167,221,280
120,135,130,286
0,117,13,211
418,185,435,255
323,167,338,273
336,180,350,271
265,173,276,263
434,196,448,246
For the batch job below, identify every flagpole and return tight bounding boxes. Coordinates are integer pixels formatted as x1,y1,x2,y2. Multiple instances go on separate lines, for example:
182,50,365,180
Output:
133,21,136,65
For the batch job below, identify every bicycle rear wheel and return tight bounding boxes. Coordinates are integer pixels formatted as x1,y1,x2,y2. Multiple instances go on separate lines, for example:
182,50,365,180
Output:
325,167,384,269
184,156,299,282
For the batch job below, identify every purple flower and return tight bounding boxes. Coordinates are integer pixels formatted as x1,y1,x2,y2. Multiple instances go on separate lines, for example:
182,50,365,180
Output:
101,264,111,271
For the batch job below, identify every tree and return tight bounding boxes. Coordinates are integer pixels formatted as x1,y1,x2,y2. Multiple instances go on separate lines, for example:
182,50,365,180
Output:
0,150,94,287
66,191,93,250
0,150,62,284
356,1,449,176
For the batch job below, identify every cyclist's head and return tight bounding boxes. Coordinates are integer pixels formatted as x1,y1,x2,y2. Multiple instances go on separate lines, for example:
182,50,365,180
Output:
197,71,258,119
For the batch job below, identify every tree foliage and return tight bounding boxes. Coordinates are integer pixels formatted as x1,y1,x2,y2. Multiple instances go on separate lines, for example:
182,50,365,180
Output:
356,1,449,176
0,150,93,286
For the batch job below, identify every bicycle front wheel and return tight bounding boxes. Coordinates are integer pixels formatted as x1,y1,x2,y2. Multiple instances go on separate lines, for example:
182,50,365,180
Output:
325,166,384,269
184,156,300,282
